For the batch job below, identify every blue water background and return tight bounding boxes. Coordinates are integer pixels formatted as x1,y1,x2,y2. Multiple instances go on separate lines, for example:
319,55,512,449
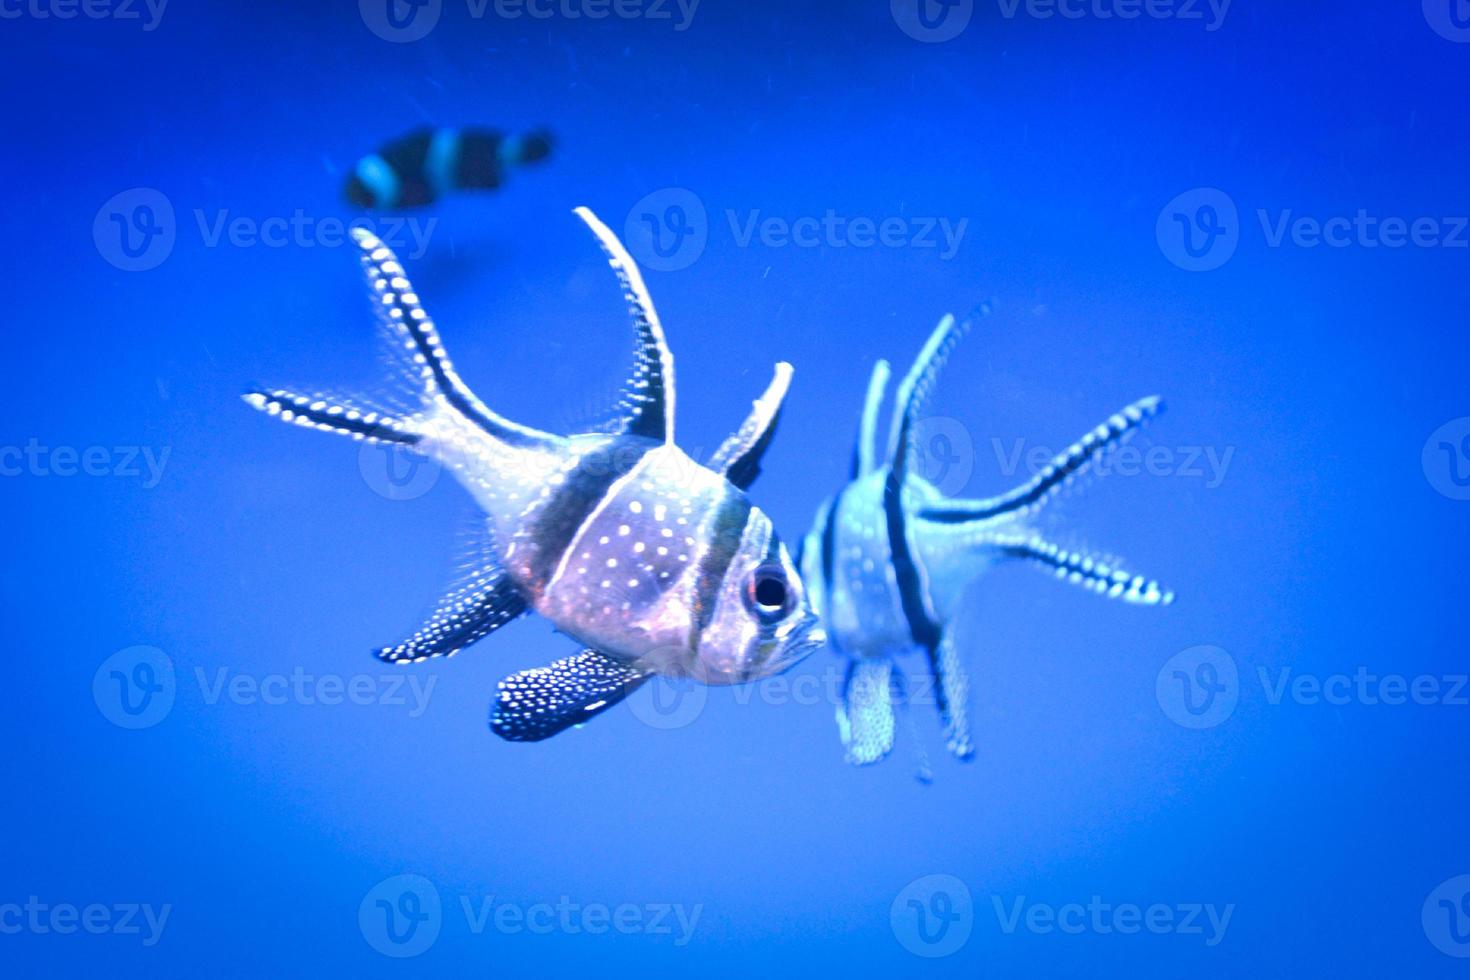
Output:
5,1,1470,975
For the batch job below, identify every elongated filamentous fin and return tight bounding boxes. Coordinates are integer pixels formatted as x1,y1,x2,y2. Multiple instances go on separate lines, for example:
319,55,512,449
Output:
572,206,675,443
931,395,1165,523
351,228,549,447
839,658,898,765
852,359,892,479
490,648,649,742
888,314,965,474
708,362,792,490
991,533,1175,605
242,389,421,445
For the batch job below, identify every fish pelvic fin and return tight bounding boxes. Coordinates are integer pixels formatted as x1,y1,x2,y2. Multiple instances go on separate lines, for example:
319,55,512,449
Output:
490,648,650,742
573,206,675,445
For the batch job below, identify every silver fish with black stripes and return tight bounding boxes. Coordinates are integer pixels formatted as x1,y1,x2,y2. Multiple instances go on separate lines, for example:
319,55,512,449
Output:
245,207,825,742
799,308,1175,773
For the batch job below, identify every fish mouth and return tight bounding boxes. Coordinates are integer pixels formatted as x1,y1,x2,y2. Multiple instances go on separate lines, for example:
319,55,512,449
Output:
756,622,828,678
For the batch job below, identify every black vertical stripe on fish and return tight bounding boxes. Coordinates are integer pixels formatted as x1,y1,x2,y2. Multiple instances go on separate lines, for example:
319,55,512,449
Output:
884,469,941,650
692,488,755,634
344,127,554,209
819,490,843,607
523,440,656,592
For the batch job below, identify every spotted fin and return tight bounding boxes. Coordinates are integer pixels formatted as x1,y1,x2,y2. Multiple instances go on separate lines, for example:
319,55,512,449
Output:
376,533,529,663
708,362,792,490
839,658,897,765
923,395,1165,523
574,207,675,444
241,389,422,446
991,534,1175,605
926,631,974,760
490,648,650,742
353,228,551,448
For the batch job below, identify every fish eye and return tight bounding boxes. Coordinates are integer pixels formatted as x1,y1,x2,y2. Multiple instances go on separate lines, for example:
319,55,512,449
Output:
745,563,794,623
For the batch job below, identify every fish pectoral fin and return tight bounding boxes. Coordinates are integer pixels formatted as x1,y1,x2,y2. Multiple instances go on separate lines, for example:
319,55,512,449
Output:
572,207,675,444
708,362,793,490
490,648,650,742
375,532,528,663
841,658,898,765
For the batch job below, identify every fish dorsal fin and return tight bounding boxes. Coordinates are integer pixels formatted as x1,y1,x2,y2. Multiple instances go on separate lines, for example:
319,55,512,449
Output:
572,206,675,444
852,359,892,479
708,362,793,490
887,304,989,482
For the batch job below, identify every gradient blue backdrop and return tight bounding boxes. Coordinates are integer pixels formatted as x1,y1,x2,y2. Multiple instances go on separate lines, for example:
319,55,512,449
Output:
6,0,1470,975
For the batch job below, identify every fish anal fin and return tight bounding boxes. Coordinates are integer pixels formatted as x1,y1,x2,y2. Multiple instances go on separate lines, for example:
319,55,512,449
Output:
376,526,529,663
490,648,650,742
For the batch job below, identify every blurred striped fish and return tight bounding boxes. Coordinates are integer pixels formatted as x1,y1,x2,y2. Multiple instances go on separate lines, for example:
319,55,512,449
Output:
344,126,553,209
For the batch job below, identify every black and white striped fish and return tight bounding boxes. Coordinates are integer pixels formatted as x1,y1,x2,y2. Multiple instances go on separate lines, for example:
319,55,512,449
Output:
245,207,825,741
798,309,1174,771
343,127,553,209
